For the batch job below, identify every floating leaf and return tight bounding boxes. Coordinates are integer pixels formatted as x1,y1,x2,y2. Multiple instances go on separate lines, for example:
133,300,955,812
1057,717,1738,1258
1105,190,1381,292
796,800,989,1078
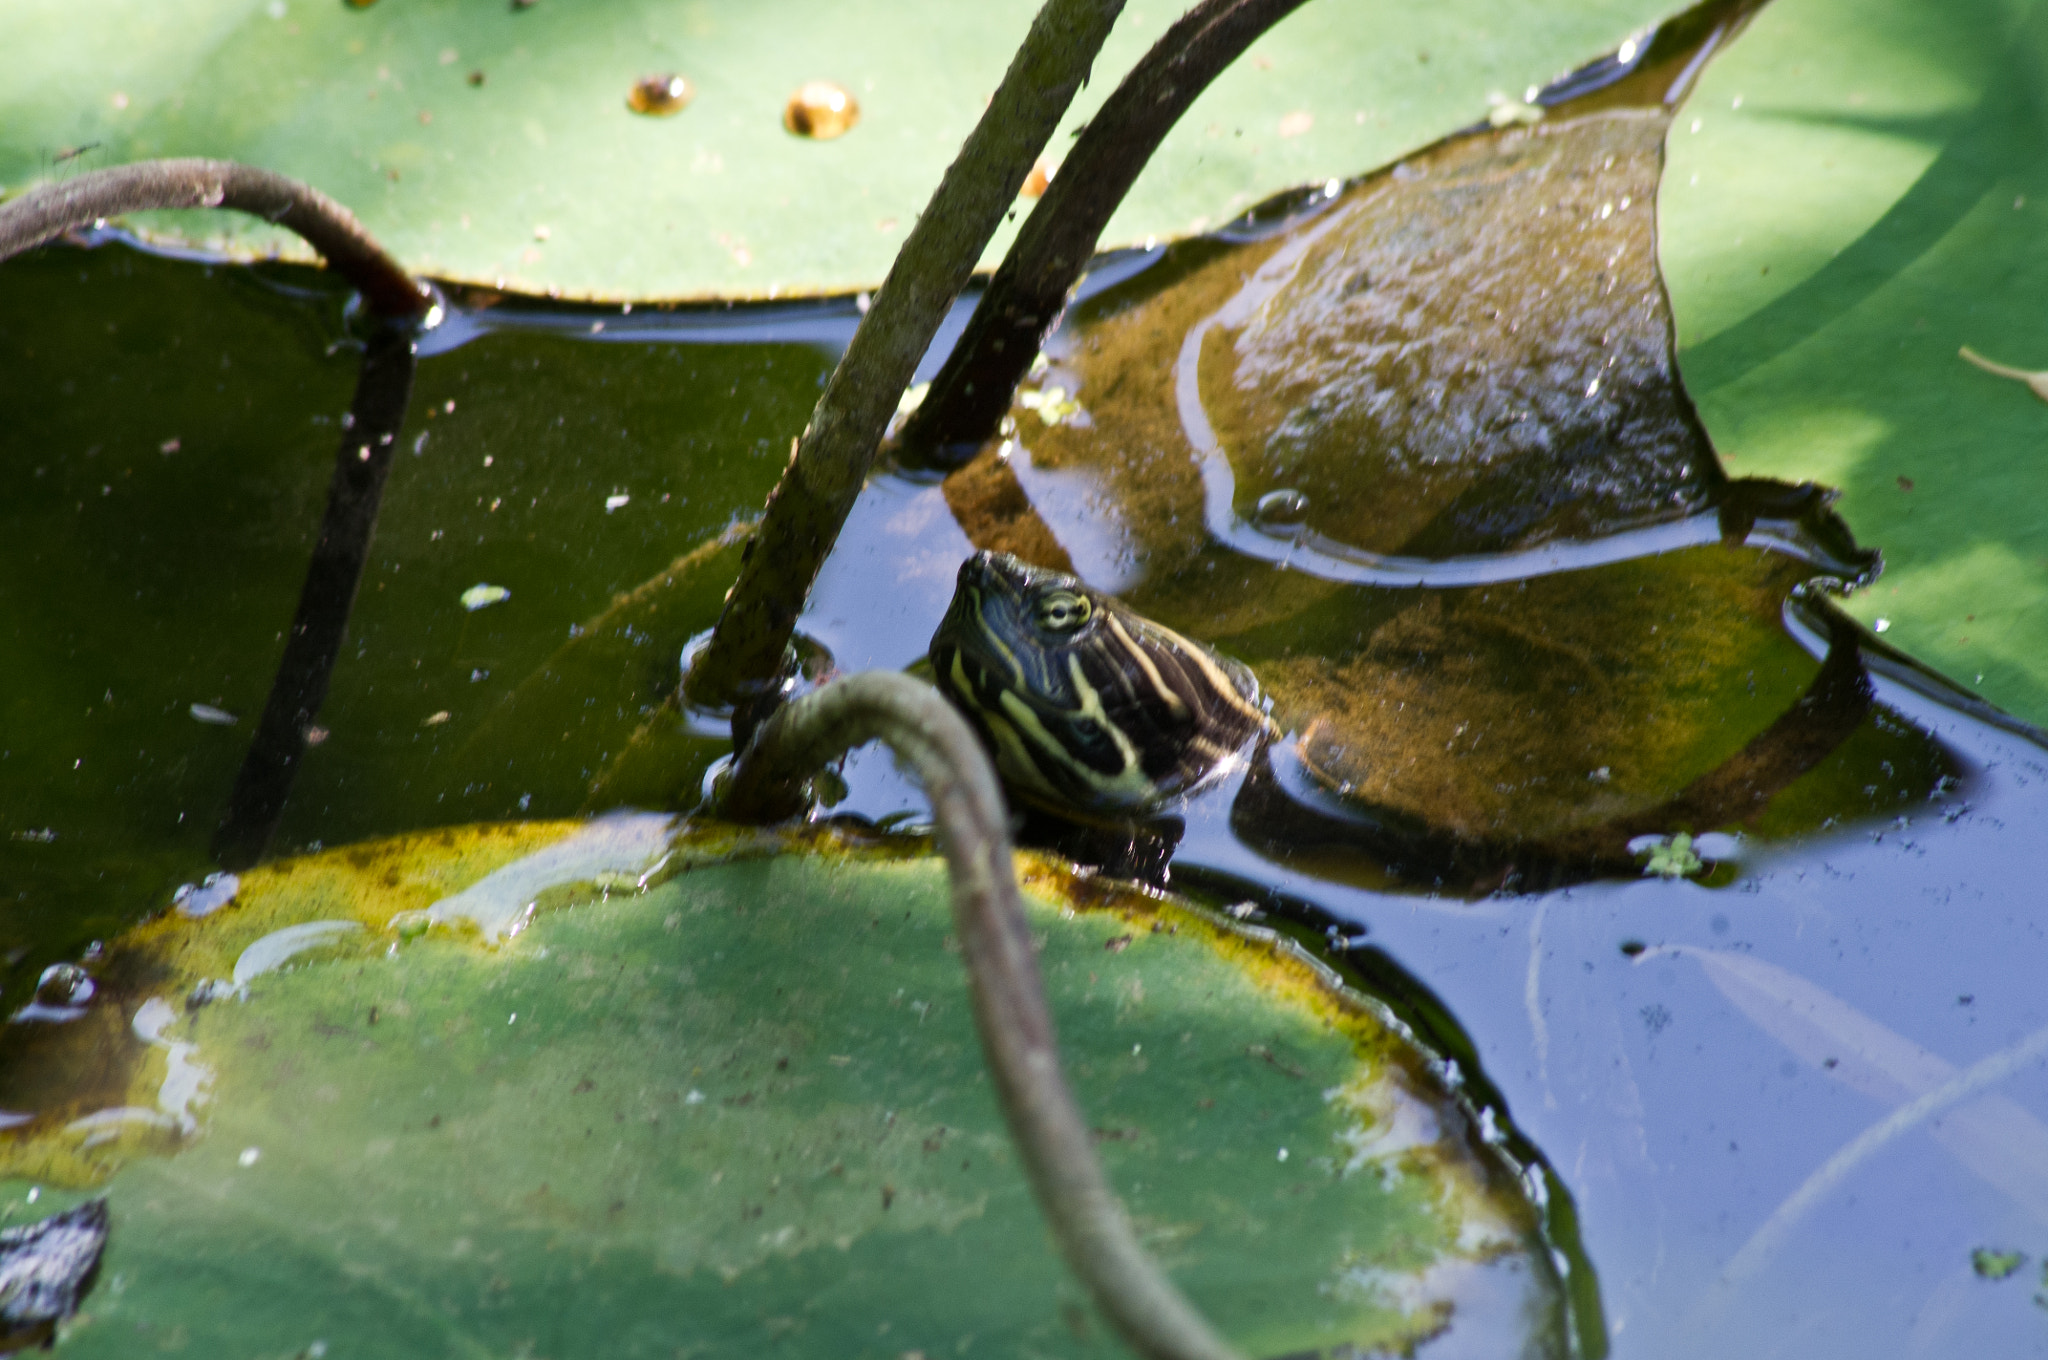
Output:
0,820,1569,1357
0,0,1679,299
1975,1248,2028,1282
1661,0,2048,724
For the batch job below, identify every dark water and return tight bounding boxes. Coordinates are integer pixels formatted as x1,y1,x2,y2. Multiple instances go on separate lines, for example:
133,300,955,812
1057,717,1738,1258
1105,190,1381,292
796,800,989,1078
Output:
3,229,2048,1359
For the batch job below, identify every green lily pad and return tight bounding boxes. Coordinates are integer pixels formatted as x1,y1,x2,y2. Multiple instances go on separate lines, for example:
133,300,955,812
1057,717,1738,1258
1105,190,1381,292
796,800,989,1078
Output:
0,0,1677,300
1660,0,2048,724
0,819,1568,1357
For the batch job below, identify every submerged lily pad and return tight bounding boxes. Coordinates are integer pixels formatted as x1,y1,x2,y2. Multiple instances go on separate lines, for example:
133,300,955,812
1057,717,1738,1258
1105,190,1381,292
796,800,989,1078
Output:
0,0,1678,299
928,28,1953,880
0,819,1569,1357
1660,0,2048,725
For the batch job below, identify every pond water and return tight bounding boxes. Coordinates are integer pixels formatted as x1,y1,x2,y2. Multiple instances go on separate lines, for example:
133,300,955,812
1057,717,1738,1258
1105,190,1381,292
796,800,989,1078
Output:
3,216,2047,1356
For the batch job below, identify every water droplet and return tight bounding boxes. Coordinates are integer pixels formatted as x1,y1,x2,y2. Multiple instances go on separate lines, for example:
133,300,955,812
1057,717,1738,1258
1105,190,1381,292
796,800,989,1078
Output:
238,1147,261,1167
627,74,694,117
34,963,93,1008
1252,488,1310,528
174,871,241,918
784,81,859,140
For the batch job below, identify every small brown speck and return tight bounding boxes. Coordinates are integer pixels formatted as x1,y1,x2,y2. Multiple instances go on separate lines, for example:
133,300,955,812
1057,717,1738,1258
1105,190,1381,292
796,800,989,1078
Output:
1897,475,1915,491
628,74,693,117
785,81,859,139
468,70,486,87
880,1184,895,1210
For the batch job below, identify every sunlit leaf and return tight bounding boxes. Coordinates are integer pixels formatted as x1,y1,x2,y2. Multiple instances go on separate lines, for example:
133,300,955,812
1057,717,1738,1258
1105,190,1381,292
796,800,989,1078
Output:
1661,0,2048,724
0,0,1677,299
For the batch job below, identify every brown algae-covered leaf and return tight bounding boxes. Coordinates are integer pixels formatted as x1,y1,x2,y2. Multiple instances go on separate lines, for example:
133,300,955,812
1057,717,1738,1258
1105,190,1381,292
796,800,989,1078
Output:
926,11,1951,875
989,103,1725,594
0,823,1570,1357
1249,545,1827,846
1206,111,1715,559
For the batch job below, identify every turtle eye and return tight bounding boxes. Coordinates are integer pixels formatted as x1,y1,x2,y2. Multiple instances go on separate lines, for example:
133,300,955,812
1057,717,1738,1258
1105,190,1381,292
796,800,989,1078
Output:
1033,590,1092,633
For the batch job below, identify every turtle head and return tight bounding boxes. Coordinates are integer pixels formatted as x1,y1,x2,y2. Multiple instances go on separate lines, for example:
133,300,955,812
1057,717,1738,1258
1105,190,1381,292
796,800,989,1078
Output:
929,551,1267,815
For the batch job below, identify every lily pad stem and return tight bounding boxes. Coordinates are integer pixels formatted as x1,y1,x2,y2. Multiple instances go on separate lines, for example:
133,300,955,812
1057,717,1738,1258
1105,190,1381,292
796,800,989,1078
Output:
0,159,431,317
902,0,1312,459
717,671,1241,1360
683,0,1128,712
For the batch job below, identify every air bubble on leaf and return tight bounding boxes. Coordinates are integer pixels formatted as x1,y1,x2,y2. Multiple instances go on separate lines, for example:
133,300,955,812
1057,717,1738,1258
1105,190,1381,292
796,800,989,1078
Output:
174,871,241,919
784,81,859,140
627,74,693,117
34,963,94,1008
1252,488,1311,529
389,910,432,941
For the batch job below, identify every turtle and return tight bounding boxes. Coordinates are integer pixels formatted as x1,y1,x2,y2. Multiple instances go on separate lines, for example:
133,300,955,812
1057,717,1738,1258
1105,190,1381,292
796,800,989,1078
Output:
928,550,1271,818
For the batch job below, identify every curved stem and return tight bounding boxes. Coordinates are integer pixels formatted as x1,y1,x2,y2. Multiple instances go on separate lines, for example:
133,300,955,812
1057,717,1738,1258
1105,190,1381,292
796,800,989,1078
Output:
718,671,1241,1360
0,159,430,317
683,0,1128,712
901,0,1311,459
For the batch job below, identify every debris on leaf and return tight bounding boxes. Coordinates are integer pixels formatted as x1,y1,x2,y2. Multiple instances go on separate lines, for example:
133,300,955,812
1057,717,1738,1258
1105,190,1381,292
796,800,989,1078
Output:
460,584,511,611
0,1199,109,1352
1972,1247,2026,1280
1637,832,1705,880
1016,385,1082,427
1958,346,2048,405
188,702,238,726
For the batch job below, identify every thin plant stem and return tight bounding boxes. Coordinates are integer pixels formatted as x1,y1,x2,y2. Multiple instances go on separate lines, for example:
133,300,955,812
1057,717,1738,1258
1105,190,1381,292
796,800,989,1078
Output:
683,0,1128,714
0,159,431,317
213,322,419,869
901,0,1312,459
717,671,1242,1360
